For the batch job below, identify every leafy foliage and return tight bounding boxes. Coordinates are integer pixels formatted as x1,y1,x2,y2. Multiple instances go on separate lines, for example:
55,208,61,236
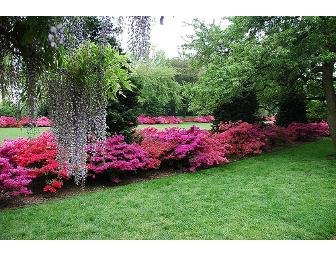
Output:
135,63,182,116
106,76,141,142
212,90,259,130
276,87,308,127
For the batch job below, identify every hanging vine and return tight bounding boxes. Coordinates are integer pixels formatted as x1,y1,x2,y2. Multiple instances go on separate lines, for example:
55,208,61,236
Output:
128,16,152,60
48,42,132,185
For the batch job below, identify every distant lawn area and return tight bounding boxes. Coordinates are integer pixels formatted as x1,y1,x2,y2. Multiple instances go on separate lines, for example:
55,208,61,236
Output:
0,127,49,143
1,138,335,240
0,123,211,143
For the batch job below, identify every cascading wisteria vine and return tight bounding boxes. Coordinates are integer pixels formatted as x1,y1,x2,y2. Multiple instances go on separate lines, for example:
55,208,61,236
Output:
128,16,152,60
46,16,151,185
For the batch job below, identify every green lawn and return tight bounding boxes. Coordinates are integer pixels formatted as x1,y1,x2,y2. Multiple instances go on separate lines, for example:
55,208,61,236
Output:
0,123,211,143
0,127,49,143
1,138,335,239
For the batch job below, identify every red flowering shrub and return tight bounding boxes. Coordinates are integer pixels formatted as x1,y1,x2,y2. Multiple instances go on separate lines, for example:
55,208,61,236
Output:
17,115,35,127
0,157,33,200
0,115,51,128
285,121,329,141
137,115,157,124
13,131,65,179
137,126,230,171
155,116,183,124
86,135,150,175
0,117,330,199
137,115,214,124
184,115,214,123
43,178,63,193
0,116,18,127
36,117,52,127
218,120,244,132
0,131,67,195
265,115,276,125
217,121,269,157
263,125,292,147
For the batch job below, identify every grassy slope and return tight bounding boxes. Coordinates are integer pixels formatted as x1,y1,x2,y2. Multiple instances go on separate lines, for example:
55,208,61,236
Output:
1,138,335,240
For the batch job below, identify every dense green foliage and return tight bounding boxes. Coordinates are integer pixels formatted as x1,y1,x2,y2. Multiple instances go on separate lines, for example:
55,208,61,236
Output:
0,101,16,116
135,51,199,117
184,17,336,147
106,77,142,142
307,100,328,122
212,90,259,129
135,63,182,116
1,139,335,239
276,87,308,127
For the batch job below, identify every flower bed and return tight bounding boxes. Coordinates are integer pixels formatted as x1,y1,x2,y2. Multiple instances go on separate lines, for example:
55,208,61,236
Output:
0,116,52,128
137,115,214,124
0,121,330,200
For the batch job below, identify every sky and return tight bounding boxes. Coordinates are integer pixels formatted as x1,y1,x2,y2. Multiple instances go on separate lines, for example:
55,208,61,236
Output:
121,16,229,58
150,16,229,57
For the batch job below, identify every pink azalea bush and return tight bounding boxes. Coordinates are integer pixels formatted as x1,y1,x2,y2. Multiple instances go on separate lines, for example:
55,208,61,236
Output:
137,115,157,124
184,115,215,123
137,115,214,124
17,115,35,127
0,115,52,128
217,122,268,157
0,131,66,197
36,117,52,127
0,116,18,128
86,135,150,175
0,119,330,199
0,157,33,199
137,126,230,172
286,121,329,141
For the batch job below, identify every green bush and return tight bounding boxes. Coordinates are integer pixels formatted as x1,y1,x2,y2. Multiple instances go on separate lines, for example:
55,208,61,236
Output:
306,100,327,122
0,101,16,117
212,90,259,130
106,77,141,142
276,87,307,127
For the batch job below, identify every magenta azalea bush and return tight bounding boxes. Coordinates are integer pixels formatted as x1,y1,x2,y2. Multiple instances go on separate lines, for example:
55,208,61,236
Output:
137,115,214,124
0,115,52,128
184,115,215,123
286,121,329,141
0,157,33,199
137,126,230,172
0,116,18,128
86,135,149,174
36,117,52,127
0,120,330,199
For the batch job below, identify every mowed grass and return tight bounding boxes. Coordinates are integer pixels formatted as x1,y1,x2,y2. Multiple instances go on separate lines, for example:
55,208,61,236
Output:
0,127,49,143
1,138,336,240
0,123,211,144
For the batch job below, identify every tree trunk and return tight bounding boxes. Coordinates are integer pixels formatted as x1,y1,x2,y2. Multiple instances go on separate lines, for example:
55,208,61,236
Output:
322,62,336,149
26,61,37,120
0,72,5,102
